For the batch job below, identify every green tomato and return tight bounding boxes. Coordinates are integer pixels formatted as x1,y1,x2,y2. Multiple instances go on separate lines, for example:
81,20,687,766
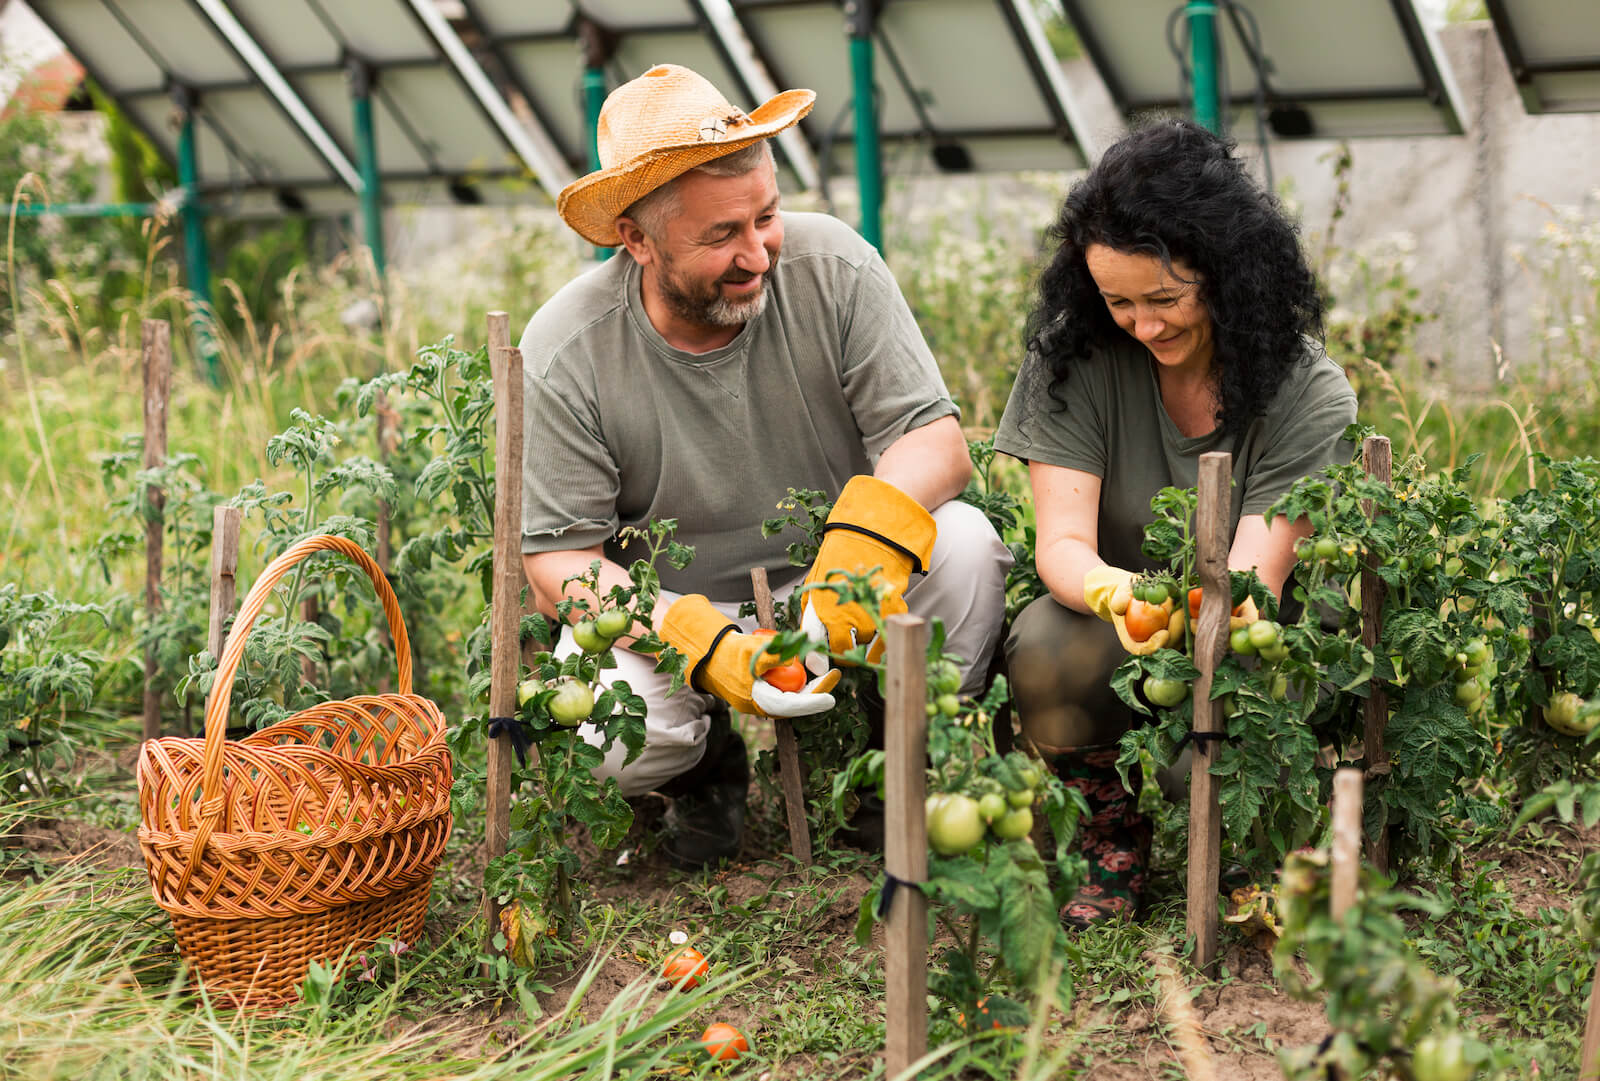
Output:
927,794,985,855
516,678,545,708
1544,691,1589,737
571,620,611,654
1230,626,1257,656
1313,536,1340,561
548,680,595,726
1395,555,1410,573
1294,537,1315,562
1247,620,1281,651
992,807,1033,841
1017,765,1041,790
1269,673,1289,701
1143,675,1189,708
595,608,632,640
1411,1032,1474,1081
977,792,1008,823
1257,640,1291,664
1452,678,1484,708
1006,787,1035,809
1444,556,1464,577
936,693,962,718
1462,638,1490,666
929,660,962,697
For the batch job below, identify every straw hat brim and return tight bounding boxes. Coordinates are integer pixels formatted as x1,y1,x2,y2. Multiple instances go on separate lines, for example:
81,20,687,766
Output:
558,88,816,247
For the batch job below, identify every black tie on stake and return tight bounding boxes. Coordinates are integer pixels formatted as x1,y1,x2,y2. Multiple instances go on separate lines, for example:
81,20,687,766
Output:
875,870,926,920
486,716,536,768
1176,729,1236,754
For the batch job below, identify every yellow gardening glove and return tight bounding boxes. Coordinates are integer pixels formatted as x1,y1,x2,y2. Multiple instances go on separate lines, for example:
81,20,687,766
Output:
660,595,840,718
800,476,937,667
1082,565,1171,656
1230,595,1260,631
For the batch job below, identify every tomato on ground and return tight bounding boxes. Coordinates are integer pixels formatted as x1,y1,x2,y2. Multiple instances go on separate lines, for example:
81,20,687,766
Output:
700,1022,749,1061
662,946,709,989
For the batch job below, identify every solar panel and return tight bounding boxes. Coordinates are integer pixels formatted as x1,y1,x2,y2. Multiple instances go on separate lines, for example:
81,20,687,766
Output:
730,0,1089,173
28,0,572,212
1057,0,1468,138
1486,0,1600,113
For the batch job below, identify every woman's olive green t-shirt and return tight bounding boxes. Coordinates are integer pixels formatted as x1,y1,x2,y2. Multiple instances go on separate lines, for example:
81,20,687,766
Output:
993,338,1358,572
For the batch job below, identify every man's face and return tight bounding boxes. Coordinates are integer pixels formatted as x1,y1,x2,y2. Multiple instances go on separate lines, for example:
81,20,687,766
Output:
636,158,784,334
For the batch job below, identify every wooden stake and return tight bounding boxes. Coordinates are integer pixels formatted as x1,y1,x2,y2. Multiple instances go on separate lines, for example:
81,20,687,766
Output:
487,311,547,666
141,319,171,742
1186,451,1231,975
206,505,242,671
1330,768,1363,922
485,341,525,957
751,567,813,864
1581,967,1600,1080
1360,435,1392,873
883,614,929,1079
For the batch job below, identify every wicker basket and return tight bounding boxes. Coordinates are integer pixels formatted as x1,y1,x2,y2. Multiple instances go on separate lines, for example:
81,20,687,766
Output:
138,534,453,1008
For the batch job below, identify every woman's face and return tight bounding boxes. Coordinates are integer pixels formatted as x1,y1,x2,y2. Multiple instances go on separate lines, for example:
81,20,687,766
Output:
1084,244,1215,375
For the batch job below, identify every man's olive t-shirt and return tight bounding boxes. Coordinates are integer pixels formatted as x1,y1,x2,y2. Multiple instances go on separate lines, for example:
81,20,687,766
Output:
519,211,958,600
993,338,1357,572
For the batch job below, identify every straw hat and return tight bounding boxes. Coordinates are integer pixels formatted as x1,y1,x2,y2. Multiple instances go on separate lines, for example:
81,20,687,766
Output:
557,64,815,247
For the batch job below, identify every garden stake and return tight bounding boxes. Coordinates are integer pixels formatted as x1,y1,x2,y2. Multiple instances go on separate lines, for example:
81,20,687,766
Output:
483,340,524,961
1187,451,1231,975
1361,435,1392,872
1330,768,1362,921
751,567,812,863
205,504,242,680
141,318,171,742
488,311,548,665
883,613,929,1079
1582,967,1600,1080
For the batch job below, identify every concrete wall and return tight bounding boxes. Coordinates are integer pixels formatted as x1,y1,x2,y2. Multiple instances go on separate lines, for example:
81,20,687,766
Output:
1242,23,1600,390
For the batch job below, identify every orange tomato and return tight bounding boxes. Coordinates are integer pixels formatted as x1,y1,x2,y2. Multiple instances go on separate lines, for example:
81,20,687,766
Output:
1187,587,1244,621
662,946,709,989
700,1022,749,1061
763,660,807,693
1123,598,1171,642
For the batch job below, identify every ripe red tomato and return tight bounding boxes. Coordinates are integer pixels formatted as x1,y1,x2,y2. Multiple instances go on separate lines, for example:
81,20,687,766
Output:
1123,598,1170,642
661,946,709,989
1188,586,1244,621
700,1022,748,1060
763,659,807,693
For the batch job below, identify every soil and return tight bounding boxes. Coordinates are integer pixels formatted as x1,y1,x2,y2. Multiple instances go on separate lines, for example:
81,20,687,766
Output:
8,726,1593,1079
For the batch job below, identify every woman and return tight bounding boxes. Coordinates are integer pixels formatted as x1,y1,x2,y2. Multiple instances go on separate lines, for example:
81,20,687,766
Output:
993,118,1358,927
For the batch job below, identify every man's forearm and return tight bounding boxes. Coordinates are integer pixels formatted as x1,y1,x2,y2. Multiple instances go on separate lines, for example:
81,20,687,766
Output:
873,415,973,510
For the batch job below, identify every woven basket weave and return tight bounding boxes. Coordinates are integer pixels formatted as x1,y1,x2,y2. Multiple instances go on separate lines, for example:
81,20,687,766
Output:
138,534,453,1008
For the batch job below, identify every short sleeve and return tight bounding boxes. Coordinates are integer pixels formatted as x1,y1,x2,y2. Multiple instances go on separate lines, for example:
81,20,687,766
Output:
520,351,621,555
992,350,1110,477
1239,357,1359,516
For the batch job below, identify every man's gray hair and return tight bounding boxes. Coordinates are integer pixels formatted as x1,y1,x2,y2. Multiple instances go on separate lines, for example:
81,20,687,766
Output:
620,141,775,241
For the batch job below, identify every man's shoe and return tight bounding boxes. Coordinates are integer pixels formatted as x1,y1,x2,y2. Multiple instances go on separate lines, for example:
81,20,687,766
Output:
658,709,749,870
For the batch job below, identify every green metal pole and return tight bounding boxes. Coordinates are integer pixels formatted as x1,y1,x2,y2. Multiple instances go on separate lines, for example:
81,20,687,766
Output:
846,3,882,253
583,65,611,262
175,97,217,385
12,201,162,218
349,61,386,280
1187,0,1222,134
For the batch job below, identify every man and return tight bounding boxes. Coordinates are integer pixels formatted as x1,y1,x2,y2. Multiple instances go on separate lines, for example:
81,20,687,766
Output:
519,64,1011,869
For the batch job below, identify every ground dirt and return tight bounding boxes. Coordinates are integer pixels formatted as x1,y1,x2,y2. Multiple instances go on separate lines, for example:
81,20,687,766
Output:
7,727,1593,1079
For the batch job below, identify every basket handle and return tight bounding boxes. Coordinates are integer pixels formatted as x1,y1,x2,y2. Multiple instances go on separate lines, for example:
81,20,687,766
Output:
193,534,413,827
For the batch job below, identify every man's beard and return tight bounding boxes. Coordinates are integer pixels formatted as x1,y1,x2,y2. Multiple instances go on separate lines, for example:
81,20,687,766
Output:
656,251,779,330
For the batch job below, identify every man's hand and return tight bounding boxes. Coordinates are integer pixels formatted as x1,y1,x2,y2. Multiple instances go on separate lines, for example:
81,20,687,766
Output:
660,595,840,718
1083,565,1178,656
800,476,937,668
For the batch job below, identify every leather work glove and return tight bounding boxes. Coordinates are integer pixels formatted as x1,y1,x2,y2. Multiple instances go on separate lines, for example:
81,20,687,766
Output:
1082,565,1177,656
799,476,937,668
661,594,840,718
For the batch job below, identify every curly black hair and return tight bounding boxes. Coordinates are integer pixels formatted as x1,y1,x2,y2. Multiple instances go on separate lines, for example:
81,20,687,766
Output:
1025,117,1323,435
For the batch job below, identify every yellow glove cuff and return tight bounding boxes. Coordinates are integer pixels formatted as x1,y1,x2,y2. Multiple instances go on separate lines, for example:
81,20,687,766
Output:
821,475,937,575
1083,565,1135,622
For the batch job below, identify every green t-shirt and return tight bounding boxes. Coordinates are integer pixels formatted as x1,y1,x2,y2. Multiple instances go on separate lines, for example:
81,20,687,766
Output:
519,211,958,600
993,337,1358,572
